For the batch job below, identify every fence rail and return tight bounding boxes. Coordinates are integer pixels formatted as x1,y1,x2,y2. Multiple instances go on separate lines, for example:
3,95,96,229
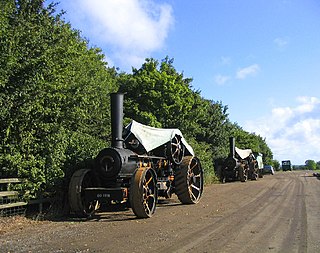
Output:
0,178,24,184
0,178,27,217
0,191,19,197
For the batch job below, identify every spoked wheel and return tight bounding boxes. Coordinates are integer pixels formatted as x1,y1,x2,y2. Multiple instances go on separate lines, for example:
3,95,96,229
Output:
175,156,203,204
68,169,99,217
251,172,258,180
238,166,247,182
130,167,158,218
170,135,185,164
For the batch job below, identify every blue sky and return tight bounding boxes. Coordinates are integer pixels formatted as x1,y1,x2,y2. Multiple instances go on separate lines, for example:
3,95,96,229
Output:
50,0,320,165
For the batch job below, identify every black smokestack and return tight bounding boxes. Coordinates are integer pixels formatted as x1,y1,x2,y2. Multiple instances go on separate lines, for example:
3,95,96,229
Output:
110,93,124,149
229,137,235,158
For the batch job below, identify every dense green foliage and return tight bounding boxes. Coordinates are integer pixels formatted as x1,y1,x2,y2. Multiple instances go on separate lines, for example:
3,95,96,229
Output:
294,160,320,170
305,160,317,170
272,160,280,171
1,0,273,197
0,0,118,197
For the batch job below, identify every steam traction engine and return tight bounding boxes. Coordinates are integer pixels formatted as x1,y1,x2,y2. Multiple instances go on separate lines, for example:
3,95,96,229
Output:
215,137,260,183
68,93,204,218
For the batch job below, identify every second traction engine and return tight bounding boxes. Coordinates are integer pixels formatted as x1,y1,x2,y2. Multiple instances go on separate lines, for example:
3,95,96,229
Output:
68,93,204,218
215,137,261,183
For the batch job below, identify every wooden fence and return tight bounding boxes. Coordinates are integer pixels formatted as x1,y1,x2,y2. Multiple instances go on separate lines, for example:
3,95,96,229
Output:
0,178,27,217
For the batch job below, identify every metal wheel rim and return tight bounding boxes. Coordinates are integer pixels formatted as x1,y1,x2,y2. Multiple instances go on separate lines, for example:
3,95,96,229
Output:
171,135,185,164
130,166,158,218
187,158,203,202
69,169,99,216
142,169,157,215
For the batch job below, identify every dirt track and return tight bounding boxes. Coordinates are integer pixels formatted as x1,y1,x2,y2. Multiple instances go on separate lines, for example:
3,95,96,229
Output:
1,171,320,253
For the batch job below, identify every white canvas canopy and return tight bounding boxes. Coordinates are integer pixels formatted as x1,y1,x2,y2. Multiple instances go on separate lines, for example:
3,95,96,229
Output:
256,154,264,169
125,120,194,156
235,147,253,159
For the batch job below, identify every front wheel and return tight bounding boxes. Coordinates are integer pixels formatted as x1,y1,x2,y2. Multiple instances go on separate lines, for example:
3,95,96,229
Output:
175,156,203,204
68,169,99,217
130,167,158,218
238,166,247,182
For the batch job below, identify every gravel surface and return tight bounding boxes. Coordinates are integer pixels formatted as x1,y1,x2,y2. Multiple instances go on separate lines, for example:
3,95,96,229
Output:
1,171,319,253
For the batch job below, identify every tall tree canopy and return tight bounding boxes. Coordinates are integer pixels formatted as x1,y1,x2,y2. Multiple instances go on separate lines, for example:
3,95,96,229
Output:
0,0,118,196
305,160,316,170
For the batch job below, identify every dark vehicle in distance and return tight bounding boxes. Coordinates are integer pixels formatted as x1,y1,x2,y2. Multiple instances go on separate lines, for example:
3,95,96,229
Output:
68,93,204,218
215,137,262,183
282,160,292,171
263,165,275,175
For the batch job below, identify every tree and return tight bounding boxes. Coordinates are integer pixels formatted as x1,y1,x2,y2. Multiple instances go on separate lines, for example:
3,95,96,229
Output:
118,57,232,182
272,160,280,171
305,160,316,170
226,122,273,164
118,57,195,129
0,0,118,197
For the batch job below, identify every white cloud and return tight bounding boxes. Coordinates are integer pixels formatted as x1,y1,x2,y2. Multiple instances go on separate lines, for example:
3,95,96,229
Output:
214,74,231,85
295,96,320,113
244,96,320,164
220,56,231,65
65,0,174,70
214,62,259,86
236,64,260,80
274,37,289,48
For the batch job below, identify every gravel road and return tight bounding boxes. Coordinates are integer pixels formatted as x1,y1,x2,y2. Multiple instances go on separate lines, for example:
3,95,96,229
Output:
1,170,319,253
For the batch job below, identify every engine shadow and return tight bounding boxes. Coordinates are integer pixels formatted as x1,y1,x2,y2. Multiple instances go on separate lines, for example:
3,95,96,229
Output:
58,198,183,223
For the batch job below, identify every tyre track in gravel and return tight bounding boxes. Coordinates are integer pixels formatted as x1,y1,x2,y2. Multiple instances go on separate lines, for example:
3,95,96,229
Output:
303,173,320,252
161,172,308,253
159,175,282,252
227,172,307,253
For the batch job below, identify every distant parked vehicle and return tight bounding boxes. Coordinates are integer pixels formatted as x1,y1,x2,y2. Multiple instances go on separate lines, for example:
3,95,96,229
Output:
263,165,275,175
282,160,292,171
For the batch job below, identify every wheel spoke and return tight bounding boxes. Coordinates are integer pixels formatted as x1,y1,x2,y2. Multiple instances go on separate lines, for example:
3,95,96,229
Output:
145,176,153,186
190,162,198,170
144,201,151,214
188,187,197,200
144,194,155,214
190,184,200,192
145,194,155,203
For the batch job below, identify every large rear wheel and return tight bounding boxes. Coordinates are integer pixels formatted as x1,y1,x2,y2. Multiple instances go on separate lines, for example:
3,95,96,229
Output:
175,156,203,204
130,166,157,218
170,135,185,165
68,169,99,217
